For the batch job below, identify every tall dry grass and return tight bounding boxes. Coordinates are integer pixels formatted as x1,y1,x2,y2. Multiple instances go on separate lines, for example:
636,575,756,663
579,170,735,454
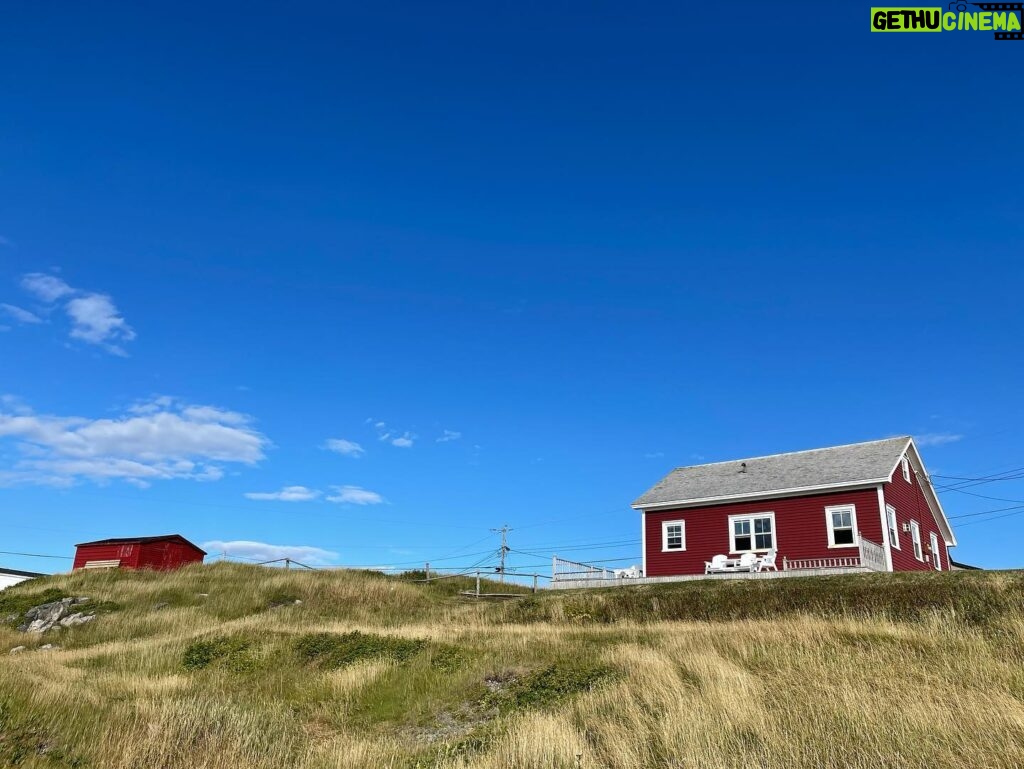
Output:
1,564,1023,768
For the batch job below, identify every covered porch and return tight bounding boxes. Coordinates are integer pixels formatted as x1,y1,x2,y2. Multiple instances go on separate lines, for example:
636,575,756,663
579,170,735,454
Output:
551,537,887,589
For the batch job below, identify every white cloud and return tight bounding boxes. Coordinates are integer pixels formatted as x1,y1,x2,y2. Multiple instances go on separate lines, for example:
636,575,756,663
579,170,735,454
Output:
326,485,384,505
1,304,42,324
66,293,136,355
181,405,250,425
370,419,415,447
914,432,963,448
20,273,74,302
437,430,461,443
11,272,136,355
324,438,365,457
244,485,321,502
391,432,415,448
201,540,339,566
0,397,269,486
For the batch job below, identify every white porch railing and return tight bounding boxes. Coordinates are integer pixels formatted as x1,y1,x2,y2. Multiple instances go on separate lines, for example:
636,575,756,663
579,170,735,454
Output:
552,555,617,583
859,536,887,572
783,535,887,572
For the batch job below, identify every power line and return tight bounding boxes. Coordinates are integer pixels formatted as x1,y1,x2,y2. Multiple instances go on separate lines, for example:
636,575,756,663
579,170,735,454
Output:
933,471,1024,483
956,507,1024,528
937,487,1024,505
948,502,1024,520
932,466,1024,492
0,550,73,560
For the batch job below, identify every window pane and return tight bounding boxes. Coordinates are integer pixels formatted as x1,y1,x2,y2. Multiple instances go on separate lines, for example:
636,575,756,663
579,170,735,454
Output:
754,518,771,534
833,529,855,545
754,532,773,549
735,535,752,551
735,520,750,536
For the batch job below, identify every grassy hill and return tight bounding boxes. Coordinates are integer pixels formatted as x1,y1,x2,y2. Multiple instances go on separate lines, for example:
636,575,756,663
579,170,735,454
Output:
2,564,1024,768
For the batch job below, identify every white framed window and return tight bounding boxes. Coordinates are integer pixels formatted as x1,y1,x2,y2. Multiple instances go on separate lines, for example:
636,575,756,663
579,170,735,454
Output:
930,532,942,571
825,504,858,548
661,520,685,552
886,504,900,550
729,512,775,553
901,457,911,483
910,520,923,561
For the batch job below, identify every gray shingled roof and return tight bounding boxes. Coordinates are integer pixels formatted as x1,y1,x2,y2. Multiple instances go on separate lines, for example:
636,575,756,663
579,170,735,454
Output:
633,437,911,508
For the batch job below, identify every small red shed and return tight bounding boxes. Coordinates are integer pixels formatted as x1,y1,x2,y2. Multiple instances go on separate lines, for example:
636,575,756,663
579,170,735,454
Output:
73,535,206,571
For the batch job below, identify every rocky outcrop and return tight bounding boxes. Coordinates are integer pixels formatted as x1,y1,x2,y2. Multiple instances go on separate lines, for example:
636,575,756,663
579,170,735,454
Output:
16,598,95,634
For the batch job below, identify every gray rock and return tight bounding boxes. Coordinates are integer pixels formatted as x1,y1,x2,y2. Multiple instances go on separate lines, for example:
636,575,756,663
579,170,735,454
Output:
153,602,170,610
39,644,57,651
9,646,26,655
16,597,95,633
59,613,95,628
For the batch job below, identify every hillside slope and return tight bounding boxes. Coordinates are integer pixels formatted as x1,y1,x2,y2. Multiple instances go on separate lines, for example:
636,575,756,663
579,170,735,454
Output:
2,564,1023,768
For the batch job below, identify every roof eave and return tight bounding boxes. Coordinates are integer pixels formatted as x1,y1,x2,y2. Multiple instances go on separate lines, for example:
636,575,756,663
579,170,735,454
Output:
902,438,958,547
631,478,890,511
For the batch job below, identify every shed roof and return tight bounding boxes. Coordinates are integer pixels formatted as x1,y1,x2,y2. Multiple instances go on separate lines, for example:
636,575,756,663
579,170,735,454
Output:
633,436,912,508
75,534,206,554
0,566,46,578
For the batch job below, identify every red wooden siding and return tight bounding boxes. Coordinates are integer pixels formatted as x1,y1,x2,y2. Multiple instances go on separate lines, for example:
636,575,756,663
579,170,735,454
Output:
643,488,883,577
883,457,950,571
72,543,142,570
73,538,204,571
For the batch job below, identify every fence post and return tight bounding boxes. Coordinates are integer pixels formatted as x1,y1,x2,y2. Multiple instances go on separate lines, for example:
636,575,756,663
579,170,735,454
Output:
533,574,538,593
285,558,291,570
475,571,480,598
552,555,557,583
425,562,430,582
782,556,788,571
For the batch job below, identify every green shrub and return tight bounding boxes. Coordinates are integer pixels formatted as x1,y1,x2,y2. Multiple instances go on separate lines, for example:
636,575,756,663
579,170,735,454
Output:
0,587,67,624
294,631,426,669
429,645,465,673
506,572,1024,626
183,635,254,671
490,662,616,711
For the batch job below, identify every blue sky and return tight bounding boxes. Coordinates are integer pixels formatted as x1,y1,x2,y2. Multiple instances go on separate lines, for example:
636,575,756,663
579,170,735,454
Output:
1,3,1022,575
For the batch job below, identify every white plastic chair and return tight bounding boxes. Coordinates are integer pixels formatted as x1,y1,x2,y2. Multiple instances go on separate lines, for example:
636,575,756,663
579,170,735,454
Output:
757,550,778,572
704,554,731,574
737,553,758,572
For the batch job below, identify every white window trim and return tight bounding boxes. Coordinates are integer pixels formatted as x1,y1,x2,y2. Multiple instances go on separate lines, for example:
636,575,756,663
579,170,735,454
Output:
901,457,911,483
661,520,686,552
825,504,859,549
930,531,942,571
886,504,900,550
728,512,776,554
910,520,923,561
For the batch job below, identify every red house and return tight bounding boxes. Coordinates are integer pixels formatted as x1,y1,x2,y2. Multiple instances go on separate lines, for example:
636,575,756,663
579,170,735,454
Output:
633,437,956,578
73,535,206,571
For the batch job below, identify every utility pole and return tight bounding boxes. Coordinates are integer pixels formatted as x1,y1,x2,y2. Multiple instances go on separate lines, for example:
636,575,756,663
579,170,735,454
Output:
491,524,512,584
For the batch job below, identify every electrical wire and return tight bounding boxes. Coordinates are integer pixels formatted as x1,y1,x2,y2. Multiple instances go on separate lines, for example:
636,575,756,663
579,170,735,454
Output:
0,550,73,560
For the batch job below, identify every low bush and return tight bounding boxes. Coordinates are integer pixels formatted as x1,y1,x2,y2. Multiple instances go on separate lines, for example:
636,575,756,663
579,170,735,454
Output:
489,662,617,711
0,587,67,624
294,631,426,669
183,635,255,672
506,571,1024,625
